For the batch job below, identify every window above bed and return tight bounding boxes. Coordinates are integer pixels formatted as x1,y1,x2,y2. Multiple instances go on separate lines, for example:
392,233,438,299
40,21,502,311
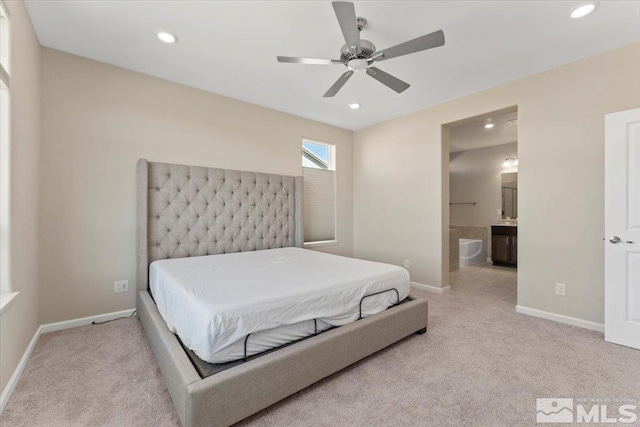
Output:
302,141,333,171
301,139,336,246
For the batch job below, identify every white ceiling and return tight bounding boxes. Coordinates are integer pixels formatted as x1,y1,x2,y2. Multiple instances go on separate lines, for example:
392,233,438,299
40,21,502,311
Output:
449,110,518,153
25,1,640,131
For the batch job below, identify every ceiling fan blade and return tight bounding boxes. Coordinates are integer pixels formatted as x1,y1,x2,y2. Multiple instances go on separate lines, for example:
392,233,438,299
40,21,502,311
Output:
277,56,343,65
366,67,410,93
323,70,354,97
332,2,360,53
374,30,445,62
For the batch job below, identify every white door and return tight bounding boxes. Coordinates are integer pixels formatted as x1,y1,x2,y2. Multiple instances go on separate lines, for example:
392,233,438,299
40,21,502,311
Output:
605,108,640,349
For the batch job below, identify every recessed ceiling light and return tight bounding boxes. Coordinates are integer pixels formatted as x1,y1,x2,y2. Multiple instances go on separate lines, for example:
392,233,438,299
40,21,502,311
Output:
349,103,361,110
484,123,495,129
157,32,177,44
570,3,597,19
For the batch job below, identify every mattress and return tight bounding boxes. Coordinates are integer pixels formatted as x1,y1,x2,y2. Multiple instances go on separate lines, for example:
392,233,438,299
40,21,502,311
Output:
149,247,410,363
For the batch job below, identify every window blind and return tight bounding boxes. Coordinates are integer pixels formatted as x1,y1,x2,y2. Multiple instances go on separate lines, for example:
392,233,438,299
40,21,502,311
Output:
303,167,336,242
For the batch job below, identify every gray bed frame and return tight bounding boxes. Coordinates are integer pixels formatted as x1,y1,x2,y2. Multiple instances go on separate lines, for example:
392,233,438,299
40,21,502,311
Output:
136,158,429,427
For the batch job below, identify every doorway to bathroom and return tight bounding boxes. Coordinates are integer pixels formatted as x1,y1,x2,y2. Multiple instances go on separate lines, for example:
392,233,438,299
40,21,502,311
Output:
442,106,518,306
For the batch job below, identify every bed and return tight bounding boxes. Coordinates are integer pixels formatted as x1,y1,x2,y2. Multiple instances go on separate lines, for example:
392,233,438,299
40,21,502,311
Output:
136,159,429,427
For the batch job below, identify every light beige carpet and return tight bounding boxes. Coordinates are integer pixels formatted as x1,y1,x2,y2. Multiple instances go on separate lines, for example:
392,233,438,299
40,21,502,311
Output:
2,264,639,426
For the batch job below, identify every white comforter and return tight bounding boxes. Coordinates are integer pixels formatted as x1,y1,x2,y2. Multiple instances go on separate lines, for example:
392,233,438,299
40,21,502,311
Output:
150,247,410,363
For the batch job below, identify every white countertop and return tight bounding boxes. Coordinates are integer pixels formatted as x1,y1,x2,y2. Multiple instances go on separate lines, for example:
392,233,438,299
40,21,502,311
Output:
491,223,518,227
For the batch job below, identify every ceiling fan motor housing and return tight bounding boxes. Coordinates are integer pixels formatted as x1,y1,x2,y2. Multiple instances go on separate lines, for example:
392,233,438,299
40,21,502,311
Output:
340,39,376,63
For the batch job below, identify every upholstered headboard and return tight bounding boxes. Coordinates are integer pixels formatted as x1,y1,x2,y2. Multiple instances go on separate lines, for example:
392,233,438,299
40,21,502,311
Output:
136,159,304,291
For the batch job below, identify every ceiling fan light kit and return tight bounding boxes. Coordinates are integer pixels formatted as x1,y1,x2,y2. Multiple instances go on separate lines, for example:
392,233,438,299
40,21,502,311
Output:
276,1,445,97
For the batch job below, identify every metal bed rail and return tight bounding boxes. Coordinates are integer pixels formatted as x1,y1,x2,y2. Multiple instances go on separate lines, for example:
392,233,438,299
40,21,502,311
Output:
243,288,401,362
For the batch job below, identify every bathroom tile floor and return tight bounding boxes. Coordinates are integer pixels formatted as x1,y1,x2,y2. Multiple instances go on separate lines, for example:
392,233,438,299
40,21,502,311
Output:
449,262,517,308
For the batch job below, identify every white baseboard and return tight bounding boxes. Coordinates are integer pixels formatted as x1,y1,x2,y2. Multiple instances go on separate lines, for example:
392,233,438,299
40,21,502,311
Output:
411,282,451,294
0,325,41,413
0,308,136,414
39,309,136,334
515,305,604,333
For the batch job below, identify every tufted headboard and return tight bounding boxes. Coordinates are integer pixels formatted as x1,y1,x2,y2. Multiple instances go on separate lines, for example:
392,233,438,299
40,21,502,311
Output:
136,159,304,291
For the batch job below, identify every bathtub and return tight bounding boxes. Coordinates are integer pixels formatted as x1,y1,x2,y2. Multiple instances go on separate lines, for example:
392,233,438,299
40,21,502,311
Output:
459,238,484,267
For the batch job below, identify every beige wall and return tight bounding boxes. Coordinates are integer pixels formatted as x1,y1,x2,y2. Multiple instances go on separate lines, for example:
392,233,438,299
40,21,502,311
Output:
39,48,353,324
354,42,640,324
450,142,518,227
0,1,41,395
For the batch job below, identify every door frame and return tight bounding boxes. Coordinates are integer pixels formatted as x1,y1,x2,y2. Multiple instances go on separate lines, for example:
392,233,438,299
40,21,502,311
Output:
441,105,519,294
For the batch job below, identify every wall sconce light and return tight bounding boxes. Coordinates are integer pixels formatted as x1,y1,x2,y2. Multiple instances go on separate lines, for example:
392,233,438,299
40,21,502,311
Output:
503,157,518,168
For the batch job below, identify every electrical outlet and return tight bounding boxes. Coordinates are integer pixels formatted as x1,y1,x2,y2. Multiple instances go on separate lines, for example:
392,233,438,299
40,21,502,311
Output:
555,283,566,296
114,280,129,293
404,259,410,269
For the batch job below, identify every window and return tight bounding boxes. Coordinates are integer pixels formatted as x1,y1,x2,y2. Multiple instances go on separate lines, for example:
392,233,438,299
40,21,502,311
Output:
0,0,10,297
302,140,336,245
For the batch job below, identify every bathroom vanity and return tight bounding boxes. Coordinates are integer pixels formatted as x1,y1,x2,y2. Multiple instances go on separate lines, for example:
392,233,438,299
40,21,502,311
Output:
491,225,517,267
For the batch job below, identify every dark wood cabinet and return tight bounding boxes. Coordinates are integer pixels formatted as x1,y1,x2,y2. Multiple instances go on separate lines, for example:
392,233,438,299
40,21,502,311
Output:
491,226,517,267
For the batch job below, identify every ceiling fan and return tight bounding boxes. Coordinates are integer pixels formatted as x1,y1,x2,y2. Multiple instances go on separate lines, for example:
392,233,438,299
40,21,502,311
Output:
277,1,445,97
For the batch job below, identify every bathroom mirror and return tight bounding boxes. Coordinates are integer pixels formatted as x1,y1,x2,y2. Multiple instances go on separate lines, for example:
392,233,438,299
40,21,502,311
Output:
501,172,518,219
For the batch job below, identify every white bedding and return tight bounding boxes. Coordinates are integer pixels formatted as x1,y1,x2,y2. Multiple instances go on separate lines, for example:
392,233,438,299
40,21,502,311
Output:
149,247,410,363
